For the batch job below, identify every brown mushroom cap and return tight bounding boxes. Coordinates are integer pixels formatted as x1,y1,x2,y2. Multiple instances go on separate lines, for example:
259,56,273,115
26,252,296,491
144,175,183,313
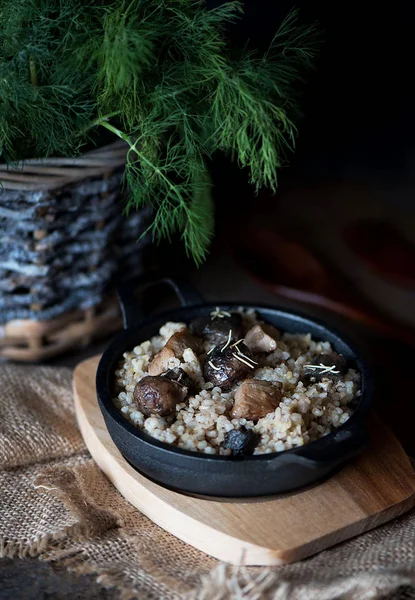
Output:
190,312,243,345
162,368,197,395
301,350,347,384
231,379,283,421
203,342,256,390
165,328,203,356
133,375,188,417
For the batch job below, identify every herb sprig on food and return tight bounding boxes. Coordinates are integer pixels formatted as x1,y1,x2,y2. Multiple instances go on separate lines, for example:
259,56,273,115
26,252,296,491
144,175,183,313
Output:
0,0,318,264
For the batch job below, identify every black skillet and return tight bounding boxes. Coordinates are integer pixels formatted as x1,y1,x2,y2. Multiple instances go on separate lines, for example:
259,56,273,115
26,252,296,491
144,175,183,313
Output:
96,272,373,498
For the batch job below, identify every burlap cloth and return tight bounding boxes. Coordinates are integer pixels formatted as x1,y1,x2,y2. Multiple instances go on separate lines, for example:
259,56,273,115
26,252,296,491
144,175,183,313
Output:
1,365,415,599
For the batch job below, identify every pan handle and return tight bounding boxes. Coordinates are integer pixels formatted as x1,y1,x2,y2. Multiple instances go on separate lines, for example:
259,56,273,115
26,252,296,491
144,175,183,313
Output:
270,419,369,470
117,271,204,329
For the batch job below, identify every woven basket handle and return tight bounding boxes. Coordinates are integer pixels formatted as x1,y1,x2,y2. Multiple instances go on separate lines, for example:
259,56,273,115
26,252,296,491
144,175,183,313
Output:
117,271,203,329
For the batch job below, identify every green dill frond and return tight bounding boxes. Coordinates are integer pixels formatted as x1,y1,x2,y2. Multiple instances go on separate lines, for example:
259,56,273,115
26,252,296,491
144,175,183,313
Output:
0,0,319,263
115,3,319,259
182,167,214,266
0,0,97,161
95,4,156,130
267,8,319,69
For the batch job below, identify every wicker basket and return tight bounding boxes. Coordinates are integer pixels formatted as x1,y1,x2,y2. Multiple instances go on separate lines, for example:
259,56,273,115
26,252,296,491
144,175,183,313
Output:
0,140,150,361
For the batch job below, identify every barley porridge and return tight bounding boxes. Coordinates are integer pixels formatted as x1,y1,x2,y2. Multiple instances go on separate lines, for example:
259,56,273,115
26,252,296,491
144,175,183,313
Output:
113,308,361,456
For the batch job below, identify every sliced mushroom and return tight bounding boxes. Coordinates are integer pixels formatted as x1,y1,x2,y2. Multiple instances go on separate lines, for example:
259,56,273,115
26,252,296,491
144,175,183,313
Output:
203,342,256,390
301,350,347,384
148,328,202,376
222,427,260,456
133,375,188,417
244,324,279,354
231,379,283,421
162,368,197,396
148,346,176,376
190,310,243,345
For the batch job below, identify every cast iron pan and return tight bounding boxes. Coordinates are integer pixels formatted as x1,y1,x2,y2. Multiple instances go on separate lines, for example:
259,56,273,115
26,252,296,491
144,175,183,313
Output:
96,272,373,497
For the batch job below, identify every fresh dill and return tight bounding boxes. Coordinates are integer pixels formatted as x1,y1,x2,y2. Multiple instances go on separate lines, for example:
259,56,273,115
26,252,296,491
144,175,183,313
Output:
0,1,319,263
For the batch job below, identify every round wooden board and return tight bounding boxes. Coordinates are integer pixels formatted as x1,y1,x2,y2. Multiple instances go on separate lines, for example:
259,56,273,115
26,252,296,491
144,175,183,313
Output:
74,356,415,566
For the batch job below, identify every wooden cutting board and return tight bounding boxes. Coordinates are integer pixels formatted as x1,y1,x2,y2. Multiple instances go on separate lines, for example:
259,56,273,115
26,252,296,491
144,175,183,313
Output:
74,355,415,566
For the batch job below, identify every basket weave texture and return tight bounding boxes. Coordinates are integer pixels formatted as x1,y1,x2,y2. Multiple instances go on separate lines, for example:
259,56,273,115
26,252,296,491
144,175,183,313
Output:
0,140,150,360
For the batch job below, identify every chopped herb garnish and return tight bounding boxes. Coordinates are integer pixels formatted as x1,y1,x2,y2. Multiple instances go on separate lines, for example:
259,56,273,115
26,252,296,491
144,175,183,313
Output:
210,307,232,320
221,329,233,352
208,360,221,371
303,363,340,375
232,353,256,369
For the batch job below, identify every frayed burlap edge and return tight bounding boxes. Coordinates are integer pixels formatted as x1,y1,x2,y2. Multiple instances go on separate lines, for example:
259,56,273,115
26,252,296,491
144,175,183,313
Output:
0,517,107,567
4,472,415,600
1,533,61,560
193,563,415,600
30,463,201,599
0,520,103,560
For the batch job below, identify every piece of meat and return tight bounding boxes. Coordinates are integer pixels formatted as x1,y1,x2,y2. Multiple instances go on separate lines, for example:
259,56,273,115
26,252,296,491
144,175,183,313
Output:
244,324,279,354
203,342,256,390
148,328,202,376
133,376,188,417
301,350,347,384
162,368,197,396
190,310,243,345
231,379,283,421
221,427,260,456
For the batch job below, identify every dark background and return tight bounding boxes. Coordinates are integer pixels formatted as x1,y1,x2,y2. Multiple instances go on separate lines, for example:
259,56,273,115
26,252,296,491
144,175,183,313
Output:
159,0,415,271
207,0,415,183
